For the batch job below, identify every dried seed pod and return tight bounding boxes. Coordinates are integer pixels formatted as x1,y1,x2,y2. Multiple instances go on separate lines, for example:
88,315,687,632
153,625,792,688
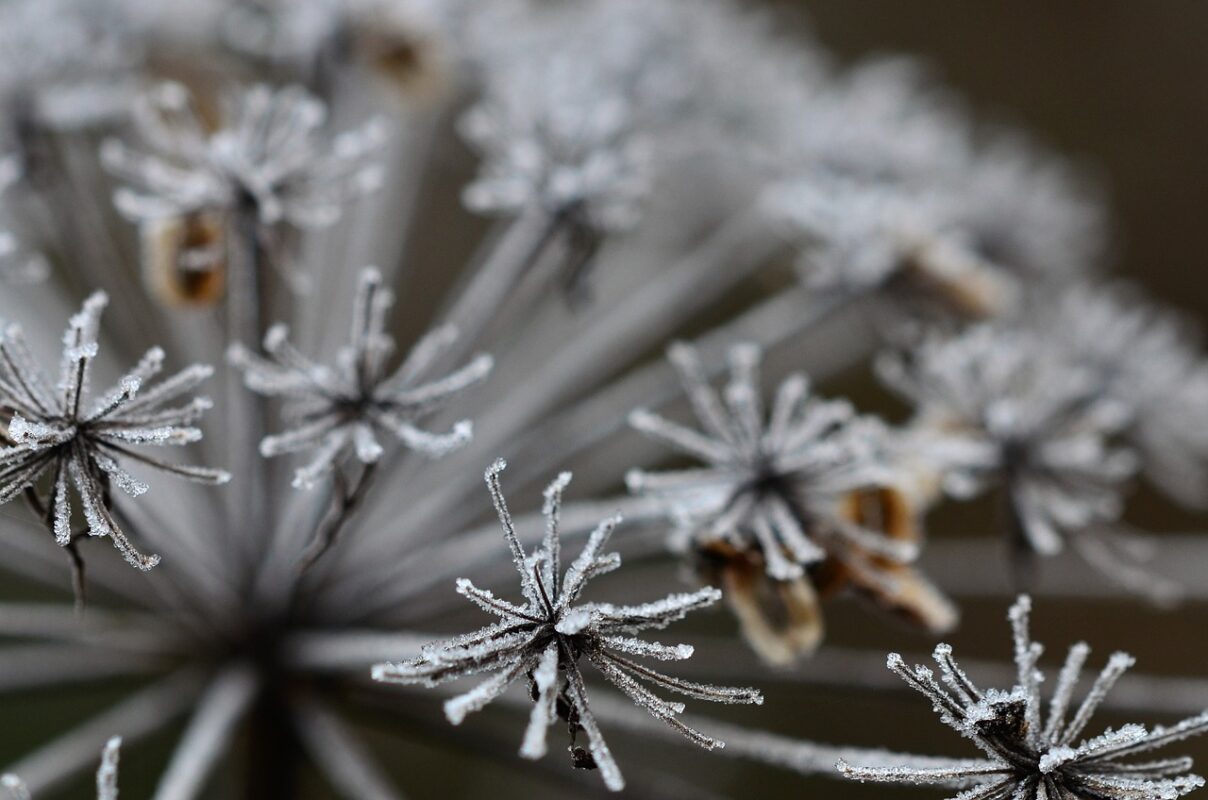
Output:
354,16,449,100
140,209,228,308
826,486,958,634
895,230,1019,319
701,541,823,667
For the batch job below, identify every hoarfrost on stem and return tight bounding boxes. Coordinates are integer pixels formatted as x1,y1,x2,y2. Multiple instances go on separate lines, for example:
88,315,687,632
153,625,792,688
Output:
229,267,493,489
372,459,762,792
839,596,1208,799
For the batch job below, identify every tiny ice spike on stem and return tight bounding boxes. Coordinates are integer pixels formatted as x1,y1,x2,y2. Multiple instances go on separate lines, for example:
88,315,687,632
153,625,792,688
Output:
838,596,1208,799
0,291,229,571
229,267,494,489
372,459,763,792
2,735,121,800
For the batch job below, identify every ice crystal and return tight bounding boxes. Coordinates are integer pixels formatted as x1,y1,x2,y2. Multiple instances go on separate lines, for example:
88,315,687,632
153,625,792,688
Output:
372,459,763,792
879,325,1139,563
628,342,955,664
0,292,228,571
229,267,492,489
1,736,121,800
101,81,385,228
839,596,1208,799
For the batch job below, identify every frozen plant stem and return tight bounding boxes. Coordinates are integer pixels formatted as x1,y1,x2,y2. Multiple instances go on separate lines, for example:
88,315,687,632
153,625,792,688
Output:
437,206,564,365
377,210,779,557
22,486,85,612
226,201,271,561
298,462,379,574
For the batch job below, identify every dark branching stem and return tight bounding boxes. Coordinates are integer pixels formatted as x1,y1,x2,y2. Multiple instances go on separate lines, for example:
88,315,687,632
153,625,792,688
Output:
227,199,272,558
298,462,379,574
1001,483,1039,594
22,485,86,613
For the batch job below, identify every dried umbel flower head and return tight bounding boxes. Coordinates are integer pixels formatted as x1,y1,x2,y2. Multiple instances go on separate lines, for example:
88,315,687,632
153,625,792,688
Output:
2,736,121,800
1039,282,1208,509
839,596,1208,799
0,292,228,579
101,80,386,304
628,342,955,665
766,177,1019,322
760,58,1103,326
229,267,494,490
877,324,1171,597
103,81,385,228
373,460,763,792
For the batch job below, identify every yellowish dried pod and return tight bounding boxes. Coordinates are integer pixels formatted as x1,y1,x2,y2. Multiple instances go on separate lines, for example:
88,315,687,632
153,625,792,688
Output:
353,11,450,101
828,486,958,634
896,232,1020,319
700,541,824,667
140,209,227,308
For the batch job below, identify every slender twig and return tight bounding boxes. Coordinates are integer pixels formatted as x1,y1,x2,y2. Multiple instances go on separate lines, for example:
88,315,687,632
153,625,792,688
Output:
2,669,206,797
152,664,259,800
435,206,564,365
225,202,271,570
22,486,85,612
299,462,379,574
358,210,779,565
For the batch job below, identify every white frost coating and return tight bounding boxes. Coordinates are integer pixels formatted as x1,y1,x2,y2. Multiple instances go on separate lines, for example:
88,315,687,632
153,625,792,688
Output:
1,775,31,800
231,268,493,489
0,294,227,572
879,322,1181,602
373,461,762,791
521,643,561,759
1,736,123,800
102,81,384,229
839,596,1208,798
96,737,121,800
629,342,914,582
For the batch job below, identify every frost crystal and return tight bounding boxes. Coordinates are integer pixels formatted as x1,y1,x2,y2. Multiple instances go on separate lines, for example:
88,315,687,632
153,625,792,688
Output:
101,81,385,228
628,342,955,663
2,736,121,800
229,267,493,488
879,324,1148,576
372,460,763,792
839,596,1208,799
0,292,228,572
